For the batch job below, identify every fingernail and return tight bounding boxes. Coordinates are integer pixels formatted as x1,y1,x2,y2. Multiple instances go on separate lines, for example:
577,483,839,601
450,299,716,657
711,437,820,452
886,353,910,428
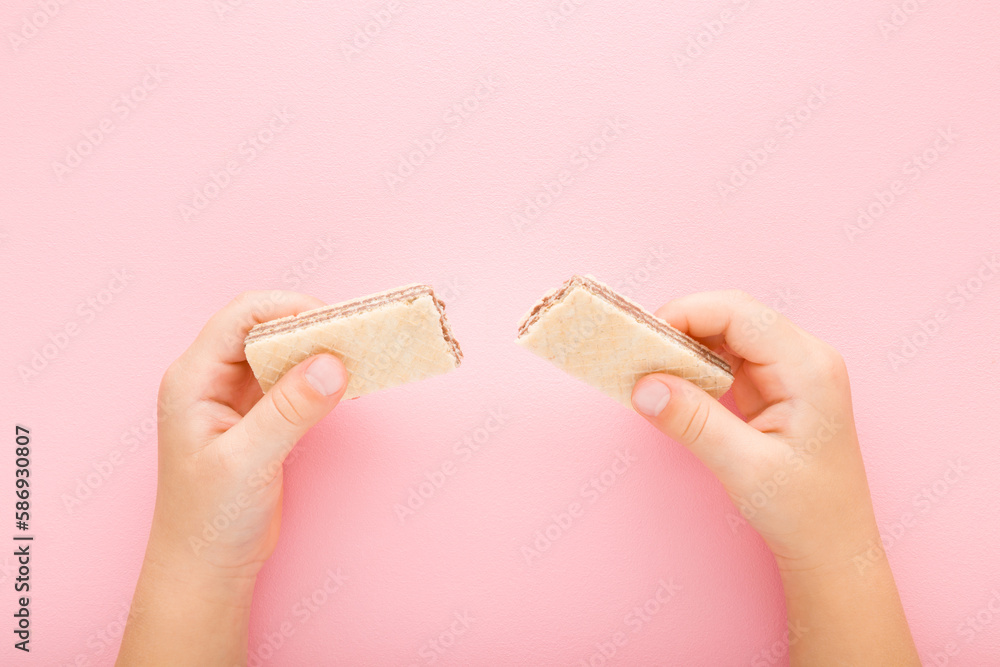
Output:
633,378,671,417
304,355,346,396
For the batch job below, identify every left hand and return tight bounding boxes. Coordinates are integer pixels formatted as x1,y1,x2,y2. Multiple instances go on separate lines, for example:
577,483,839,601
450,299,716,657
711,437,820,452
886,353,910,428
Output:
118,290,350,666
150,290,349,578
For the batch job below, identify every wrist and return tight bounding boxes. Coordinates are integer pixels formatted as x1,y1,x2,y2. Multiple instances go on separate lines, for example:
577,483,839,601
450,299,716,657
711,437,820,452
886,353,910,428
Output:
119,521,257,666
770,499,885,578
776,533,919,666
775,527,894,590
144,526,258,609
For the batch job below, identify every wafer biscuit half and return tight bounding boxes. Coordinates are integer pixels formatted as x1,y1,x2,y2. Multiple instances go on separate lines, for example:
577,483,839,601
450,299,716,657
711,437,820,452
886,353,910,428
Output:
516,275,733,406
245,284,462,399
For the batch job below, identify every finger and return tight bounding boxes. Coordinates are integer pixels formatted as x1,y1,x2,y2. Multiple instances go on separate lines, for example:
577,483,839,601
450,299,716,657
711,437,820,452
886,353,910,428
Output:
172,291,326,408
186,290,326,367
232,354,348,471
728,362,768,421
707,343,743,377
631,373,776,478
655,290,807,366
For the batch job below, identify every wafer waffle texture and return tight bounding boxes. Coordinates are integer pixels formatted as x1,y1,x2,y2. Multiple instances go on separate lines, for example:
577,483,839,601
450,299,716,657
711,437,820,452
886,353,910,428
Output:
516,275,734,407
244,285,462,400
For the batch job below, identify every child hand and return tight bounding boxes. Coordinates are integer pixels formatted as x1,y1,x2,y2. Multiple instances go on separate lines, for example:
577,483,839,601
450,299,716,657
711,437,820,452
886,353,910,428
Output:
631,289,870,570
630,290,918,664
118,290,348,666
152,290,348,576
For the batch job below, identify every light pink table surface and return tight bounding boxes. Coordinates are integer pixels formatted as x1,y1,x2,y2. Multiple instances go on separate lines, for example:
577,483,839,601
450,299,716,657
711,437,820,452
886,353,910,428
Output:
2,1,998,664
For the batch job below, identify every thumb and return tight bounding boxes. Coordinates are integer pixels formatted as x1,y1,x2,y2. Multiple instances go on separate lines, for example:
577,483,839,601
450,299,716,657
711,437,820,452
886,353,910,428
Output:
631,373,760,475
239,353,348,467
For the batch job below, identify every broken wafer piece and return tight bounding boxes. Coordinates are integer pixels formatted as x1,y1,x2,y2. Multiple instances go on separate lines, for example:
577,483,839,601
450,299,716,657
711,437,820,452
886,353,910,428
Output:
245,284,462,399
516,275,733,406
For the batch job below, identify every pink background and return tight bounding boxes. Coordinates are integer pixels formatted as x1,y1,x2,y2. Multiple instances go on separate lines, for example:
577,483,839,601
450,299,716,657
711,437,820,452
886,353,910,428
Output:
3,1,999,664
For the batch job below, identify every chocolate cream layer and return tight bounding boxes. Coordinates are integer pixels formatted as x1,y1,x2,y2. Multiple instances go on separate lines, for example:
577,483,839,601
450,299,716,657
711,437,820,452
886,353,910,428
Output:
245,284,463,363
517,275,731,376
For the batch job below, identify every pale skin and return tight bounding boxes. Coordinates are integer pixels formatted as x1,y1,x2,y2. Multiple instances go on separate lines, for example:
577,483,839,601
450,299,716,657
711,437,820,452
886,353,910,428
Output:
118,289,918,666
632,290,920,665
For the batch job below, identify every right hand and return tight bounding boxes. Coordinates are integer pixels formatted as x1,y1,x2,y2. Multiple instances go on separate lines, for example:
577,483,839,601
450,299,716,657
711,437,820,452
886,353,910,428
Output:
630,290,881,574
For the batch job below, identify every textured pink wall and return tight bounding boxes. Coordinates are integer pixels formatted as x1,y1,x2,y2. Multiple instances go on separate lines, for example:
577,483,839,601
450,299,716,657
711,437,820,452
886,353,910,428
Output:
2,1,999,664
